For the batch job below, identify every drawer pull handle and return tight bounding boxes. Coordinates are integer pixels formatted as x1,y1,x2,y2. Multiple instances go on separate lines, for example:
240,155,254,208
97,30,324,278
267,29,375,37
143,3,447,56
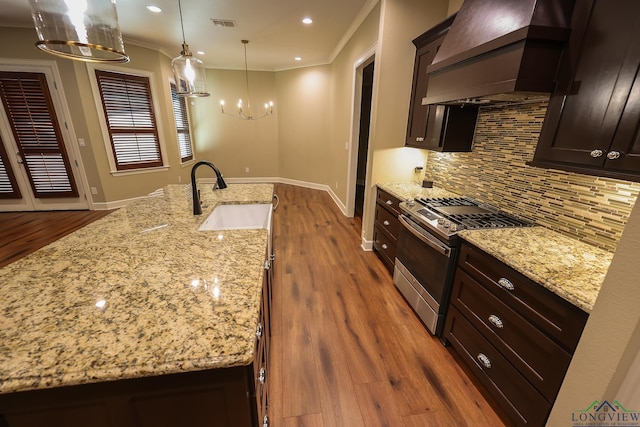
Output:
488,315,503,329
263,415,269,427
258,367,266,384
607,150,621,160
256,323,263,338
381,243,388,250
590,149,603,158
416,136,425,142
383,220,390,226
385,200,393,206
477,353,492,369
497,277,514,291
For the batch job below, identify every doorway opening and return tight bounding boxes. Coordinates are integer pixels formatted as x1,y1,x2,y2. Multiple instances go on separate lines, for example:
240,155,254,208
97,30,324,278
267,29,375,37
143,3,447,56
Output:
354,61,374,219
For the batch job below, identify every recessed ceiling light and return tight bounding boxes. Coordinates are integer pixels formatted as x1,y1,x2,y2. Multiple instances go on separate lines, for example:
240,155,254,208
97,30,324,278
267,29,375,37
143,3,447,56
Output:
302,17,313,25
294,57,302,61
146,5,162,13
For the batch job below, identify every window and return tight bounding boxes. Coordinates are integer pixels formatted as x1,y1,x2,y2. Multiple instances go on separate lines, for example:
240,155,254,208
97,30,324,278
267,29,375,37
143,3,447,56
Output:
95,70,163,171
0,71,77,198
170,82,193,163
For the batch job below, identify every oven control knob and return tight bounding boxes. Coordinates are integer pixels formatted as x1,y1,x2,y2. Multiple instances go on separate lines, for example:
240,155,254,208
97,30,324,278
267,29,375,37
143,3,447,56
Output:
406,199,415,207
437,218,445,225
442,220,451,228
449,224,458,232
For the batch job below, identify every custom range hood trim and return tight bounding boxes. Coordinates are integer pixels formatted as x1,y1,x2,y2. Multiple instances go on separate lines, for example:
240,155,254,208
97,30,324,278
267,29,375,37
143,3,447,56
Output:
422,0,575,105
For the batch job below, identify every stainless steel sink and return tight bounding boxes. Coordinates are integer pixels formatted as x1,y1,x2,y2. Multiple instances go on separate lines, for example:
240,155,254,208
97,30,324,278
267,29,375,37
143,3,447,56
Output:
198,203,273,231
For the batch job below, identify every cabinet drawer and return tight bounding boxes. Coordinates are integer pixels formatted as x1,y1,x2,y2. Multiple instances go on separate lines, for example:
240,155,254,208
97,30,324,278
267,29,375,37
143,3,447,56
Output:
373,225,397,274
445,307,551,427
376,188,402,217
451,268,572,402
457,243,588,352
374,204,400,239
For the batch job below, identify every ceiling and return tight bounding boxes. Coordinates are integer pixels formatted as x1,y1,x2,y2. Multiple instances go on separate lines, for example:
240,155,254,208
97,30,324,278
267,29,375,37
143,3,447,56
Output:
0,0,377,71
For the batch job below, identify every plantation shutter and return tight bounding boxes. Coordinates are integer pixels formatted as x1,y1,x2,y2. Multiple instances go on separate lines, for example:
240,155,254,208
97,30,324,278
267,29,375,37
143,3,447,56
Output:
95,70,162,170
0,71,78,198
170,82,193,163
0,133,21,199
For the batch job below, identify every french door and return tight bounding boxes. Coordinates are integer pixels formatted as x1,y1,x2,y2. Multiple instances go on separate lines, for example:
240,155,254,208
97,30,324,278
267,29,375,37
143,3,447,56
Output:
0,62,89,211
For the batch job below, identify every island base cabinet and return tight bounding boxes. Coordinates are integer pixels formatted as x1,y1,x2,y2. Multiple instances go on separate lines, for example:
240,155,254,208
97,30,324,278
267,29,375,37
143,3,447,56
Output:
0,367,258,427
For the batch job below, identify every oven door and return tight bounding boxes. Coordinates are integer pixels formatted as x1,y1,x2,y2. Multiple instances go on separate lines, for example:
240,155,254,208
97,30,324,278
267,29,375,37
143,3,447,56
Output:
394,214,457,334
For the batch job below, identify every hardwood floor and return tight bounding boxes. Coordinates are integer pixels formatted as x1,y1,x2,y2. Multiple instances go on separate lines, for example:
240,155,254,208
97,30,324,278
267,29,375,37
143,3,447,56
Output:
269,184,510,427
0,209,113,268
0,185,511,426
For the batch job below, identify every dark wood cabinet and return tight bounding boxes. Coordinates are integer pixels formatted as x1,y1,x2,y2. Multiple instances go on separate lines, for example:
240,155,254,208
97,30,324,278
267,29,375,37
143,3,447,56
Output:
530,0,640,181
373,188,402,274
406,15,479,152
444,242,588,427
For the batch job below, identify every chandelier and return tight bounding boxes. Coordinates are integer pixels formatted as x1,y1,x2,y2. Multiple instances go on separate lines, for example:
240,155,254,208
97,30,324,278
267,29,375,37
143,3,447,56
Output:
29,0,129,62
220,40,274,120
171,0,209,97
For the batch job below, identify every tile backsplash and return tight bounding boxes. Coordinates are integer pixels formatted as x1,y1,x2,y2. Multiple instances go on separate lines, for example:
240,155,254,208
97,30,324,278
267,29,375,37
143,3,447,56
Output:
424,101,640,253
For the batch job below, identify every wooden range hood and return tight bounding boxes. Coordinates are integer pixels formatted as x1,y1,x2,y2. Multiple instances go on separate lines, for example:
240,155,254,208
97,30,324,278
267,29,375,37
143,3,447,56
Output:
423,0,575,105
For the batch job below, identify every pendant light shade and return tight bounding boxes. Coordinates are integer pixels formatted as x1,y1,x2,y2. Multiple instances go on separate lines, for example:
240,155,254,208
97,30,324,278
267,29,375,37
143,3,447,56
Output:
29,0,129,63
172,0,209,97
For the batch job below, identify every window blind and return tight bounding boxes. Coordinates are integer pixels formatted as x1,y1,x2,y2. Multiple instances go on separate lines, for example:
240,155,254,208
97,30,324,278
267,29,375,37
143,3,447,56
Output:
0,133,21,199
170,82,193,163
95,70,163,170
0,71,78,198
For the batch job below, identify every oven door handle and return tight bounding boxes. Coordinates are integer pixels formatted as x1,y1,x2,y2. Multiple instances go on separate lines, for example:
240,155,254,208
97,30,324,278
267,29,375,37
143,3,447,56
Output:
399,214,451,257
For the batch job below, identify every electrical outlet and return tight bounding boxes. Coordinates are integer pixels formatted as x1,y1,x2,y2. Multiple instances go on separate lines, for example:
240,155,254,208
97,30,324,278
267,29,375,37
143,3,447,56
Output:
335,182,338,189
78,138,85,146
90,187,98,195
344,142,349,151
245,167,250,173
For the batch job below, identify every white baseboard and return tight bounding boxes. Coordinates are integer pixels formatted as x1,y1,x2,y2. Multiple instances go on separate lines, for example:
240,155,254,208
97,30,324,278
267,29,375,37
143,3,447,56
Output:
95,178,351,217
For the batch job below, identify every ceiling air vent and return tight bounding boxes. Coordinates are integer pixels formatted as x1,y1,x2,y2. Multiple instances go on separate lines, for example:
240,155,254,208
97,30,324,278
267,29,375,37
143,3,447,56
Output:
211,19,237,28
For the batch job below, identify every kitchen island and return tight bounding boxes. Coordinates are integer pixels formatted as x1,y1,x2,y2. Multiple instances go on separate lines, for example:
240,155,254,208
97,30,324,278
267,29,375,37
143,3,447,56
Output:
0,183,274,427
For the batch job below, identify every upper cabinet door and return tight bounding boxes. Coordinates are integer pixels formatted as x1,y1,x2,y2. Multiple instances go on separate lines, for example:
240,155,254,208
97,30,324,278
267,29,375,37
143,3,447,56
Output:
406,35,447,147
531,0,640,181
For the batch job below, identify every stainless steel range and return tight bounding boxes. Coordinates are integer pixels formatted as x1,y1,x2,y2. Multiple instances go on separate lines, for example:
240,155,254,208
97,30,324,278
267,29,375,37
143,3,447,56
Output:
393,196,533,338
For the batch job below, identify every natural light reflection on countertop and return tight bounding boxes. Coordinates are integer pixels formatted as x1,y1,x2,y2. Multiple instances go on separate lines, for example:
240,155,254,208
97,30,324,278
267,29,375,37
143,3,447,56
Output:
0,183,273,395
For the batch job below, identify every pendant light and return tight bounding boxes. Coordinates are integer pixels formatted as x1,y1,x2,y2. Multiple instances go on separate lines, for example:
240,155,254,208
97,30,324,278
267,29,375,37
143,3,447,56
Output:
220,40,274,120
29,0,129,62
171,0,209,97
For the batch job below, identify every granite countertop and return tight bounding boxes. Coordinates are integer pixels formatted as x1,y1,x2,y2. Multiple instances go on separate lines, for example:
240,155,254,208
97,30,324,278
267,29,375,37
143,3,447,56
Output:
378,182,611,313
458,227,611,313
378,182,461,201
0,183,274,395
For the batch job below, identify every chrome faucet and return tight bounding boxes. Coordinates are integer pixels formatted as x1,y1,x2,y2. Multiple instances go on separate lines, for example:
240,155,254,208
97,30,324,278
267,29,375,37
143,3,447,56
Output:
191,161,228,215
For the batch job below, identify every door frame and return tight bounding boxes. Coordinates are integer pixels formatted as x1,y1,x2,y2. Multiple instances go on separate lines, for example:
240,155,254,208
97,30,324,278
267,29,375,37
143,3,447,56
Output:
0,58,92,211
345,44,377,219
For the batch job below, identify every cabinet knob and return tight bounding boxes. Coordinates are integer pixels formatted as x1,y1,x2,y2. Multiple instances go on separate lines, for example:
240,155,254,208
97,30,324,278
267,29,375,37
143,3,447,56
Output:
256,323,263,338
416,137,424,142
381,243,388,250
477,353,492,369
258,367,266,384
497,277,514,291
607,151,621,160
263,415,269,427
383,220,390,226
488,314,504,329
590,149,603,158
385,200,393,206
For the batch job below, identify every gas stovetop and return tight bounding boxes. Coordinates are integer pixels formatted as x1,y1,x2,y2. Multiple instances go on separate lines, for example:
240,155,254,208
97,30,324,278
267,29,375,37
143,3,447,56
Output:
400,197,534,241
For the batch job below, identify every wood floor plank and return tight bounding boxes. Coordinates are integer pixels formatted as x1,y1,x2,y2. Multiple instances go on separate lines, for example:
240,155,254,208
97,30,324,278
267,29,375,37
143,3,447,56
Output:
354,381,405,427
282,413,324,427
308,290,365,427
